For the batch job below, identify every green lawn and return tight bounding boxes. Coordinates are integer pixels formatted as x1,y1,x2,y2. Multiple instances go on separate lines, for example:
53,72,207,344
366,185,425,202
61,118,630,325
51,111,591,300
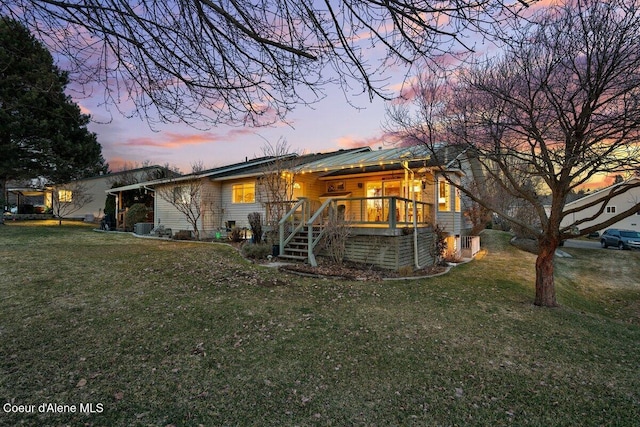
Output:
1,221,638,426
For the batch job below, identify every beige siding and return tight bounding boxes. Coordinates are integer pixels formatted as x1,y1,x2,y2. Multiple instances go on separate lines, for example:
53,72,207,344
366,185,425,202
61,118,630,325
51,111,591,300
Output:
295,173,325,201
56,176,112,220
201,181,223,236
221,179,265,229
153,183,195,233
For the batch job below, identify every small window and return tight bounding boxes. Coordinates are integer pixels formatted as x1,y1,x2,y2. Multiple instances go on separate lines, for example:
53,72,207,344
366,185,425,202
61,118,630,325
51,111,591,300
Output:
606,206,616,214
232,183,255,204
438,180,450,211
58,190,73,203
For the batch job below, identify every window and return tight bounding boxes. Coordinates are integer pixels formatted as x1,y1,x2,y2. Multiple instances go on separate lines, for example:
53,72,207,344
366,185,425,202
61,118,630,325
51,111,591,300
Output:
606,206,616,214
455,189,461,212
58,189,73,203
232,183,255,204
173,186,191,204
438,180,450,211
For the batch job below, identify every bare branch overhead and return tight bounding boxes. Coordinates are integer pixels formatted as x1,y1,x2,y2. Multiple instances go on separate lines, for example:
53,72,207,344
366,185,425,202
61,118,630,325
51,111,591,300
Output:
1,0,526,127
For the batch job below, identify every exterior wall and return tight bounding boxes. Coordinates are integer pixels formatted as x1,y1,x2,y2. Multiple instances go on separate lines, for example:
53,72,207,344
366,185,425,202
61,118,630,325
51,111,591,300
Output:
296,173,326,202
434,174,463,235
341,229,436,270
55,176,111,220
153,183,195,233
57,167,167,221
201,181,223,237
220,178,264,229
560,184,640,233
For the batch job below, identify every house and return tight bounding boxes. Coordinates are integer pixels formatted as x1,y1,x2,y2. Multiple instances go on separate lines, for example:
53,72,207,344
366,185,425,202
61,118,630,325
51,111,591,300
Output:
110,146,479,270
560,177,640,234
5,166,173,222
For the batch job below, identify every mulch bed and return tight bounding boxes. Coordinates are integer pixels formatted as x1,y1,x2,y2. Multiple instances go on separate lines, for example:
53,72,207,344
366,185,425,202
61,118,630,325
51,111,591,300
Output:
278,260,448,281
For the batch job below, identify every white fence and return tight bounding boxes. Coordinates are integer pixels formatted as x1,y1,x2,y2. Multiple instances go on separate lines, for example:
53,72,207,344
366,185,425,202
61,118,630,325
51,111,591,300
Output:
444,235,481,259
458,235,481,258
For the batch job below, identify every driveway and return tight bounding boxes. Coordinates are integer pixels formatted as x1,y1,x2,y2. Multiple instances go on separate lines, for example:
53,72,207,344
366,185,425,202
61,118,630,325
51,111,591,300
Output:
562,239,602,250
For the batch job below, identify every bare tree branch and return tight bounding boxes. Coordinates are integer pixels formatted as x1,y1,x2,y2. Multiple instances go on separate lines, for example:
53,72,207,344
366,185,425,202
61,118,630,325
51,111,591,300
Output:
1,0,528,127
386,0,640,307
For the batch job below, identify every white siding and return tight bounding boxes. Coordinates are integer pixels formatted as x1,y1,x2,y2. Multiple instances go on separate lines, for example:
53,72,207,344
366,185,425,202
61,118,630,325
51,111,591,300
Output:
561,183,640,233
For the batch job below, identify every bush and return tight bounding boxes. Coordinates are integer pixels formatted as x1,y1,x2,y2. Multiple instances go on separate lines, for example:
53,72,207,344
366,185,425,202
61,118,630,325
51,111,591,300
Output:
320,215,352,265
124,203,148,231
248,212,263,244
430,224,448,265
241,243,271,259
173,230,193,240
229,227,244,242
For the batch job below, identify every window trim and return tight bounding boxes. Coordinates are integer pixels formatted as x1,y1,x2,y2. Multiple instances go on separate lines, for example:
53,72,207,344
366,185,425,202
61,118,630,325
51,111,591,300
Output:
232,182,256,204
58,189,73,203
438,179,451,211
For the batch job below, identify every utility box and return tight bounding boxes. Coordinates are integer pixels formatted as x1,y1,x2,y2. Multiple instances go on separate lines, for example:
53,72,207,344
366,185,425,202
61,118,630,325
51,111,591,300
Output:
134,222,154,235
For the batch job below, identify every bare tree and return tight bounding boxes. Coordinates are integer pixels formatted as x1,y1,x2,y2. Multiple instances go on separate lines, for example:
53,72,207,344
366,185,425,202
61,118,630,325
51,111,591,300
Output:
258,139,298,242
2,0,531,127
387,0,640,307
156,161,206,240
51,181,94,225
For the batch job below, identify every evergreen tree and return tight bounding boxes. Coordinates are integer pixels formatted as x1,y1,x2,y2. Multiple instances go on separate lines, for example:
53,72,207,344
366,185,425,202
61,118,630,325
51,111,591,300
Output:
0,16,107,208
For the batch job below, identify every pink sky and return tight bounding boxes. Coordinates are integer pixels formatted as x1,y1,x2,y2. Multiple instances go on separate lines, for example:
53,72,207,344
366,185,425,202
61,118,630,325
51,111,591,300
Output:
82,82,395,174
75,0,611,190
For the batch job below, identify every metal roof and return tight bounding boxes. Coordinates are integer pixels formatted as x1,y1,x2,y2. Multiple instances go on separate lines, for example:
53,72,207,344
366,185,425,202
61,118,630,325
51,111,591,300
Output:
295,146,431,174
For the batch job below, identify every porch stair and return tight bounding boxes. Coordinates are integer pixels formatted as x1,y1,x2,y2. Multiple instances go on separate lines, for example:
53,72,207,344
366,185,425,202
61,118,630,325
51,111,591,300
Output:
279,225,323,261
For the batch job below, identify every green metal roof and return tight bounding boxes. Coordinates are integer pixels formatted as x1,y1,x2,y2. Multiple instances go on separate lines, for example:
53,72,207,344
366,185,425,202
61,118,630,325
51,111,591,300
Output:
295,146,431,174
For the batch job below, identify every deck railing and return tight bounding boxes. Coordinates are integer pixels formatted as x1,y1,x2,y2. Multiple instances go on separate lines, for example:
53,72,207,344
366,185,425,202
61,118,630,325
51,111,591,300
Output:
328,196,432,228
458,235,481,258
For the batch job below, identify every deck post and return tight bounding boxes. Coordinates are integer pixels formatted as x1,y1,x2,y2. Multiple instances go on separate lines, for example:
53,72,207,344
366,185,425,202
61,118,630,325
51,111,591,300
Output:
389,197,397,229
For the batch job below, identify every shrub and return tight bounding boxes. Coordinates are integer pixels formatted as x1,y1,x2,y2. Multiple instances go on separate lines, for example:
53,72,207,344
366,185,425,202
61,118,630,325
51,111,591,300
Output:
125,203,148,231
430,224,448,265
173,230,193,240
241,243,271,259
320,215,352,265
229,227,244,242
248,212,263,244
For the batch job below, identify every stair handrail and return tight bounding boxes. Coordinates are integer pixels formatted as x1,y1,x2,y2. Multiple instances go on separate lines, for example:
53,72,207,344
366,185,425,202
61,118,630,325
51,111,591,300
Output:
278,198,308,255
305,198,335,266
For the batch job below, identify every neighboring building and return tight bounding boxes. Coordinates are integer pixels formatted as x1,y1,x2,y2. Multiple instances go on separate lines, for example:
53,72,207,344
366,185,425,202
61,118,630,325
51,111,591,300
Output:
560,177,640,234
6,166,173,221
109,146,478,270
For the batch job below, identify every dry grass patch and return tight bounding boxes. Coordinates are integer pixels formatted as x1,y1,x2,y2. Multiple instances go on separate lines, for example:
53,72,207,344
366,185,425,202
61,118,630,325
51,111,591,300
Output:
0,223,638,426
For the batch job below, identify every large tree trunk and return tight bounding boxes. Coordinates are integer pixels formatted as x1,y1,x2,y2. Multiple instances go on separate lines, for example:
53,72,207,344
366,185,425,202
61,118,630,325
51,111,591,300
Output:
534,240,559,307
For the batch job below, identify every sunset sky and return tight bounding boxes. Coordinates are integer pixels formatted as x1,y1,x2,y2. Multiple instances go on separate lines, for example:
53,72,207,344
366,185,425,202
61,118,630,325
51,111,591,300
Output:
82,79,395,175
72,0,614,190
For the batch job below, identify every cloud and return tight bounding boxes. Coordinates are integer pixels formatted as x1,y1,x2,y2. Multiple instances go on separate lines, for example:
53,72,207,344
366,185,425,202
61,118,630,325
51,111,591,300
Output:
119,128,257,149
336,131,400,150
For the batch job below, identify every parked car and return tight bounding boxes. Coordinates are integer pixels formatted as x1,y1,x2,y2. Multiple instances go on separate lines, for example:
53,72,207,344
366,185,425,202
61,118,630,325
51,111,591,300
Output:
600,229,640,250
